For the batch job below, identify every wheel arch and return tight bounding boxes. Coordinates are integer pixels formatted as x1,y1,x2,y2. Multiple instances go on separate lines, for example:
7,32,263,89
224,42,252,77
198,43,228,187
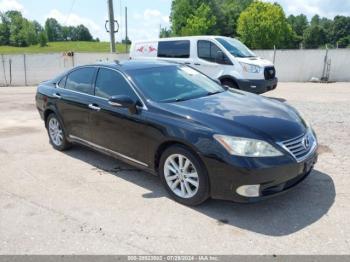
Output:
154,139,203,173
218,75,240,88
43,107,65,131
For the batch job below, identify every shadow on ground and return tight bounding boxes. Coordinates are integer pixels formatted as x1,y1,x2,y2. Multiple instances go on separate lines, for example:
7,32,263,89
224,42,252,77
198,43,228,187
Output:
64,145,335,237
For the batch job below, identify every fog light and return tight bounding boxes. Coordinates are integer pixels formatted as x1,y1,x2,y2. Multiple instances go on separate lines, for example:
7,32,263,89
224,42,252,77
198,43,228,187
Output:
236,185,260,197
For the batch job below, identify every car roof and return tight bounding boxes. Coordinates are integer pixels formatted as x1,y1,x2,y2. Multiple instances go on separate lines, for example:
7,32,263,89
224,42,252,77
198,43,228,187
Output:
84,60,179,72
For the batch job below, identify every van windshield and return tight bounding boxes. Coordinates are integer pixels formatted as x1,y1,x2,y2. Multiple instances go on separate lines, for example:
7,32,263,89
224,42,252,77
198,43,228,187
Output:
216,38,256,58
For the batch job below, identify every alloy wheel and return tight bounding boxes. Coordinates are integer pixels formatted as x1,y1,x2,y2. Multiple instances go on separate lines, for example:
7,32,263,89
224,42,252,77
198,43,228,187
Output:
164,154,199,199
48,117,64,147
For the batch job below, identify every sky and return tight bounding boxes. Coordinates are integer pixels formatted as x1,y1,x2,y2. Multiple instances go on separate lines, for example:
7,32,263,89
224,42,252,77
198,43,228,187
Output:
0,0,349,41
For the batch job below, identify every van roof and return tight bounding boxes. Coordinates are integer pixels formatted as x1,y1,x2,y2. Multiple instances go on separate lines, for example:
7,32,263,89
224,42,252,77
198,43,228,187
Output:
133,35,232,44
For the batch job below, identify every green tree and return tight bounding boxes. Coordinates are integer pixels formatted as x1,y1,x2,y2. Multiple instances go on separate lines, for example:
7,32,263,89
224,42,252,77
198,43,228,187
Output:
45,18,62,41
331,16,350,45
220,0,253,37
32,20,43,34
181,3,217,36
237,1,295,49
337,36,350,48
170,0,194,35
310,14,320,26
0,12,10,45
288,14,308,37
38,31,48,47
22,20,38,45
159,27,172,38
74,25,93,41
303,25,327,48
170,0,252,37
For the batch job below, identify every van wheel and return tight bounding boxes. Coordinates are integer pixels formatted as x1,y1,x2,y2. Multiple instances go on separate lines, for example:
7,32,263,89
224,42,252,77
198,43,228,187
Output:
159,145,210,206
221,79,239,90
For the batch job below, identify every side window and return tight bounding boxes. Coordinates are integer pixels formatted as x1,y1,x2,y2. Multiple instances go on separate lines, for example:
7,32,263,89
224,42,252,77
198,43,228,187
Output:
65,67,95,95
95,68,138,100
57,76,67,89
197,41,211,61
198,40,230,65
158,40,190,58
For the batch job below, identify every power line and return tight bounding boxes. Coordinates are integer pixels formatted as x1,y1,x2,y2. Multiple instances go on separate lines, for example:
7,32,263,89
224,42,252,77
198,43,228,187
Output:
64,0,77,26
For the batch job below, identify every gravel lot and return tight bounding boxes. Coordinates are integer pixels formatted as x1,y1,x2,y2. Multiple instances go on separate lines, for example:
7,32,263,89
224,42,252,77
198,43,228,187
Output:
0,83,349,255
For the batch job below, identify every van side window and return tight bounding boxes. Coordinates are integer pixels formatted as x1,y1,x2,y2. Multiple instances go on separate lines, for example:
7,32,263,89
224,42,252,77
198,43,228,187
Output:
198,40,231,65
158,41,190,58
65,67,95,95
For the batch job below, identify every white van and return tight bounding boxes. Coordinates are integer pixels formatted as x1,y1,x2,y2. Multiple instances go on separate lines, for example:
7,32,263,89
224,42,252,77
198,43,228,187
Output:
130,36,278,94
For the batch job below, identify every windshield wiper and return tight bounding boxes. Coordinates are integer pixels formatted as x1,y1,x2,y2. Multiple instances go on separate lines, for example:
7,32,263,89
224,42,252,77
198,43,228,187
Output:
207,90,223,96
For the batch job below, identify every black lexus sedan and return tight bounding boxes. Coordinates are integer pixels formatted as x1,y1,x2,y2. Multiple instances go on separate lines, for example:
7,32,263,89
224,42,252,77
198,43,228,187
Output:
36,60,318,206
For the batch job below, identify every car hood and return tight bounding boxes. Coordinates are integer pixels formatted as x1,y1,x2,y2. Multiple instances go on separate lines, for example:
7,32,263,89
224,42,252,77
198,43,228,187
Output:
155,90,307,142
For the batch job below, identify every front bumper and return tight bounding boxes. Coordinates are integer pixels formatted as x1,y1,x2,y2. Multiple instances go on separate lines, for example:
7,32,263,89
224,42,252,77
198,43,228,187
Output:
203,151,318,203
236,78,278,94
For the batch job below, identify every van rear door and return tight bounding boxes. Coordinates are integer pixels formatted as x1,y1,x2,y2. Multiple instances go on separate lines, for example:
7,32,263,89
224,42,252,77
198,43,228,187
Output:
132,42,159,59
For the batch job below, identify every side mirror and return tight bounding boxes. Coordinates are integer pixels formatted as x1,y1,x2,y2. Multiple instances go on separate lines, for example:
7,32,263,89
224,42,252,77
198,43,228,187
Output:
216,50,225,64
108,95,139,114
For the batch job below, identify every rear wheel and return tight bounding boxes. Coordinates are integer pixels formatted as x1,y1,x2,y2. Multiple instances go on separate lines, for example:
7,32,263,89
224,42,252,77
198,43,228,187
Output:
46,114,71,151
221,79,239,90
159,145,210,206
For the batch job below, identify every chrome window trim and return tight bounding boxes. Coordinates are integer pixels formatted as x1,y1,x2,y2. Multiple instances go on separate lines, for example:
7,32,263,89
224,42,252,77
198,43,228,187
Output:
69,135,149,167
55,65,148,111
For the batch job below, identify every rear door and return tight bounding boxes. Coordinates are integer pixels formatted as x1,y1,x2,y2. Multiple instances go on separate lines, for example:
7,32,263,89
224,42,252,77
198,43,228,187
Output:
90,67,150,166
193,40,232,79
54,67,97,142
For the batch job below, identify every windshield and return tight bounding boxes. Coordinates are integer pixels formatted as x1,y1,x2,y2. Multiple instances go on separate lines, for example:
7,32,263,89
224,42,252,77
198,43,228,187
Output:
128,66,225,103
216,38,256,58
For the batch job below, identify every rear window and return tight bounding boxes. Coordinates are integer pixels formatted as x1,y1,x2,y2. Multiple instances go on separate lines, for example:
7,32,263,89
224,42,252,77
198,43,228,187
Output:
65,67,95,95
158,41,190,58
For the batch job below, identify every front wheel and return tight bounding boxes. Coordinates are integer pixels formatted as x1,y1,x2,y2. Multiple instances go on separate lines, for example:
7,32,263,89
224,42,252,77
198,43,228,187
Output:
221,79,239,90
159,145,210,206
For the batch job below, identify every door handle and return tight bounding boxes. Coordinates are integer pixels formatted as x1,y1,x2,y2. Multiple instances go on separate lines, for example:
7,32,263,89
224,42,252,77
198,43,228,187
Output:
184,62,191,65
53,93,61,99
88,104,101,111
194,63,201,66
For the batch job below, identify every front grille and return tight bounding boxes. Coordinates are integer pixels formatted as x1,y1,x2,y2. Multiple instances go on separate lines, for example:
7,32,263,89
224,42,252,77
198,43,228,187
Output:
264,66,276,80
279,131,317,162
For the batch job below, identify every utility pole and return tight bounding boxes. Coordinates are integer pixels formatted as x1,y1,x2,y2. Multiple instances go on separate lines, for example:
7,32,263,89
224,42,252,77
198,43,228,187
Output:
125,6,128,53
108,0,116,53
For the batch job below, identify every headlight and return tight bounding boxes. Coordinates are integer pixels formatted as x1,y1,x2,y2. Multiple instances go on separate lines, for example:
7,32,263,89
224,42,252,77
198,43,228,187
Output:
214,135,283,157
240,62,261,73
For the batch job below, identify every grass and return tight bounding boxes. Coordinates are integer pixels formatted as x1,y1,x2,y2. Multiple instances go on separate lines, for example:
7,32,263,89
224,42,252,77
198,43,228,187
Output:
0,41,130,54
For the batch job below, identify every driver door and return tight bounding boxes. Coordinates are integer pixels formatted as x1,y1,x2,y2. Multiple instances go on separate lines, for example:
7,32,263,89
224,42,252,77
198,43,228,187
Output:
90,68,150,165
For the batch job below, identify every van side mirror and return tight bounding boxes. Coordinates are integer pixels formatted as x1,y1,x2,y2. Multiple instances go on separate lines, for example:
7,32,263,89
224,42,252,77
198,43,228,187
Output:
108,95,139,114
216,51,225,63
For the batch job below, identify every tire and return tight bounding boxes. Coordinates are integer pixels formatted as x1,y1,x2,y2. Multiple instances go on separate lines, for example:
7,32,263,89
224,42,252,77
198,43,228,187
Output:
159,145,210,206
46,113,71,151
221,79,239,90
